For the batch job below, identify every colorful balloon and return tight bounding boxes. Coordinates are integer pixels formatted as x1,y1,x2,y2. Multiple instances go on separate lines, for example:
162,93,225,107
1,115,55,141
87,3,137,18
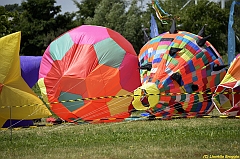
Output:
38,25,141,122
132,21,227,117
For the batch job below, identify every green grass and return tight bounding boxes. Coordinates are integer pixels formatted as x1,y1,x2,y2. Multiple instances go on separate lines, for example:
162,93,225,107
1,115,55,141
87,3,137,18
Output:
0,117,239,159
21,85,239,158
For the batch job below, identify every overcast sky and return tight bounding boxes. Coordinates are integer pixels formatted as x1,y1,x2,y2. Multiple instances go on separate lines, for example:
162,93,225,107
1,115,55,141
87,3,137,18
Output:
0,0,223,14
0,0,79,13
0,0,152,13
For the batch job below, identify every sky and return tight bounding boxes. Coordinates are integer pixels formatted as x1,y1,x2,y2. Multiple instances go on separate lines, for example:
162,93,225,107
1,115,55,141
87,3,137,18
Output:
0,0,152,13
0,0,79,13
0,0,223,14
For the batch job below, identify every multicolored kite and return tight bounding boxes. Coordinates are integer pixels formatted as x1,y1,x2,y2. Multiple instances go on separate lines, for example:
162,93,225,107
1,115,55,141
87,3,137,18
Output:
0,32,51,128
152,0,171,25
132,21,227,117
213,54,240,116
38,25,141,123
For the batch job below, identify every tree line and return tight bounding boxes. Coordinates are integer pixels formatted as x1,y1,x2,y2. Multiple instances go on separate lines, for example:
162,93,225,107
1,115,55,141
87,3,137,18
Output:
0,0,239,60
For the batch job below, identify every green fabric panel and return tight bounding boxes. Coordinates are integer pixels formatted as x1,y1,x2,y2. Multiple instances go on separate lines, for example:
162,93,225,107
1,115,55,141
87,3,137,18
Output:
160,87,165,92
196,52,204,59
195,65,201,70
162,82,170,91
202,54,209,65
58,92,84,112
94,38,125,68
180,94,186,102
214,95,220,106
190,94,200,112
141,60,148,66
50,33,74,61
207,67,212,76
171,95,176,101
157,45,169,50
171,58,179,66
183,34,194,41
172,42,180,48
184,50,194,59
163,53,168,60
215,74,221,84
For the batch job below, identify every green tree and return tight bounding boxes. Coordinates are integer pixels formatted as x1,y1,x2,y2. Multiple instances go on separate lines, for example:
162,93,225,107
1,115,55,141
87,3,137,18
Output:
85,0,126,26
85,0,146,54
143,0,229,56
123,0,145,53
73,0,102,25
141,0,184,37
105,2,126,33
44,12,77,47
4,3,23,12
18,0,76,55
0,6,12,36
0,5,21,37
179,0,229,55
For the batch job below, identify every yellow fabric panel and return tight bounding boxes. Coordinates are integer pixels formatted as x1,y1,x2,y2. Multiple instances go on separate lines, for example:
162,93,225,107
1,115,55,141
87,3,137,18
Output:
132,83,160,110
221,72,236,85
213,94,232,113
0,32,21,83
107,89,132,115
37,78,49,104
0,32,51,127
0,117,6,129
142,83,160,108
132,88,148,110
221,100,232,110
228,56,240,80
0,77,51,118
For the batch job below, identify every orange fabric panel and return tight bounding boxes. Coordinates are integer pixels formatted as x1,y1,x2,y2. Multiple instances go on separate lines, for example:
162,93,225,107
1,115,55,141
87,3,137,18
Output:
64,44,99,78
229,56,240,80
86,64,121,98
60,77,88,98
51,103,78,121
74,101,110,120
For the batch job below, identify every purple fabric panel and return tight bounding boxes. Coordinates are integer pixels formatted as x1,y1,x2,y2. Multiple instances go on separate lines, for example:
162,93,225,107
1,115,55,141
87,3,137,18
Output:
20,56,42,88
2,119,34,128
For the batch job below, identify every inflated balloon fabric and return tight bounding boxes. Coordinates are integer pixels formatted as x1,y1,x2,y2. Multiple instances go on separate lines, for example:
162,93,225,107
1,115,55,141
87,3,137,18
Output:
38,25,141,122
133,27,226,117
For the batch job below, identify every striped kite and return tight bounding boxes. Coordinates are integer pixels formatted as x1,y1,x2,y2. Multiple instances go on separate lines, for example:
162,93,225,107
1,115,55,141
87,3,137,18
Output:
151,0,171,25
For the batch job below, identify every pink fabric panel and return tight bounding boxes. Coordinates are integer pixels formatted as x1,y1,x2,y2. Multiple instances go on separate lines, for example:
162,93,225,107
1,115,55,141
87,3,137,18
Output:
159,41,172,45
39,46,53,79
68,25,110,45
119,53,141,92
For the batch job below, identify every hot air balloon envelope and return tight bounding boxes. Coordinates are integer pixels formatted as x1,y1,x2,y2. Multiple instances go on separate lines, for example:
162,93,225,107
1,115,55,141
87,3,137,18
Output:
213,54,240,116
38,25,141,122
133,27,226,117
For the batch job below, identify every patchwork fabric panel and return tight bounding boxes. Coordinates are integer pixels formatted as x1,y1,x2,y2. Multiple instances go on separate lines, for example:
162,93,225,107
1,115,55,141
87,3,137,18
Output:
138,30,226,116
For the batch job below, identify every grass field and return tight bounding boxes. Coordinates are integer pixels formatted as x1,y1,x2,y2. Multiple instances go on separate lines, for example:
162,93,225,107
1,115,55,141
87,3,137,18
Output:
0,113,239,159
